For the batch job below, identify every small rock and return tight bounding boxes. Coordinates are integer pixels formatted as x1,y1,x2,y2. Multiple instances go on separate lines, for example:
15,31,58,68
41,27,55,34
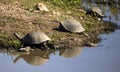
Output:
80,16,84,20
52,11,61,16
97,18,101,20
19,46,34,52
84,42,98,47
36,3,49,11
79,9,86,13
34,10,40,13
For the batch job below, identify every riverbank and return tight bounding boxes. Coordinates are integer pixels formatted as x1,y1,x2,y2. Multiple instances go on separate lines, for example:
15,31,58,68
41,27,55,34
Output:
0,0,118,49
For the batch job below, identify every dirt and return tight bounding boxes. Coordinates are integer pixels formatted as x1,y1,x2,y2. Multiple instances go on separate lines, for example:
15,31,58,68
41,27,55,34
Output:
0,2,118,49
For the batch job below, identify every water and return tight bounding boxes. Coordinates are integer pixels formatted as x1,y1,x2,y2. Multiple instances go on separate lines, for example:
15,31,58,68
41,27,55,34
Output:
82,30,120,72
0,1,120,72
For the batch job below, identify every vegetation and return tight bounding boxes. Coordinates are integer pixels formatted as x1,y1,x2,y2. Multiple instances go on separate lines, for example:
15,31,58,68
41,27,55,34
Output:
0,0,118,49
50,0,81,7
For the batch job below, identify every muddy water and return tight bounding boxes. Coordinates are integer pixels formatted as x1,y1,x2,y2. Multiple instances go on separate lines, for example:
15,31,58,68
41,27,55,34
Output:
0,1,120,72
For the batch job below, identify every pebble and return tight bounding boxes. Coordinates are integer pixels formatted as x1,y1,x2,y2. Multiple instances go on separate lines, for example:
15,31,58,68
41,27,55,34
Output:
36,3,49,11
19,46,34,52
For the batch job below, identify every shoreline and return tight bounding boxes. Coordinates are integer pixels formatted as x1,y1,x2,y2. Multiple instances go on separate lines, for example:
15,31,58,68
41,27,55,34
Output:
0,1,118,49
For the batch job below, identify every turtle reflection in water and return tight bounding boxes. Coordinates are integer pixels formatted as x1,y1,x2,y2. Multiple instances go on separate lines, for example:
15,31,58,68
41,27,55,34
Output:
14,31,54,50
14,50,50,66
59,47,82,58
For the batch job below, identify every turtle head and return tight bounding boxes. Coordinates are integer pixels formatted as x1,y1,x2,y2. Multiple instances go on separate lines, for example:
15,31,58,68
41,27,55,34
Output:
14,33,22,41
54,20,61,24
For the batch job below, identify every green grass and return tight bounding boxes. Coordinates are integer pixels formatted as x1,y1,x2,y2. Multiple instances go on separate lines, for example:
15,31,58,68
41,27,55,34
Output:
0,0,117,49
51,0,81,7
0,0,81,9
0,35,21,49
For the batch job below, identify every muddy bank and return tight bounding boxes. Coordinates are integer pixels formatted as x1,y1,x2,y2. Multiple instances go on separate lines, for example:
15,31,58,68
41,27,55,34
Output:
0,2,118,49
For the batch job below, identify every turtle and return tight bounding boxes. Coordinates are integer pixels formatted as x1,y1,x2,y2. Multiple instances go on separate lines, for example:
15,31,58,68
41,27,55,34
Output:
59,19,89,37
58,19,98,47
14,31,51,50
86,7,104,17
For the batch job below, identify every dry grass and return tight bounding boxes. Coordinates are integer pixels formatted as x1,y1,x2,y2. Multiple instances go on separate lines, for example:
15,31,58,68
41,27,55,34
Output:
0,1,117,49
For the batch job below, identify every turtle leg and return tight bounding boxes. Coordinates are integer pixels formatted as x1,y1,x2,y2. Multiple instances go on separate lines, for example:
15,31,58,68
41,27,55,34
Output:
83,32,90,39
47,42,56,49
82,32,98,47
42,42,50,50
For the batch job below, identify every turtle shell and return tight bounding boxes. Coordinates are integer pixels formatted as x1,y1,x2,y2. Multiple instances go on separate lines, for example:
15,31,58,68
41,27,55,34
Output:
91,7,104,17
21,31,51,44
60,19,85,33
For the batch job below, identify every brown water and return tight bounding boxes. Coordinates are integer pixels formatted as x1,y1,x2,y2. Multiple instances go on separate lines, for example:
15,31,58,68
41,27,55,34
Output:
0,0,120,72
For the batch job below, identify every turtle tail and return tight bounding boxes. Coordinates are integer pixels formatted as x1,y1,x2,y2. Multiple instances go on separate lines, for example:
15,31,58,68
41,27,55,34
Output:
14,33,21,40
